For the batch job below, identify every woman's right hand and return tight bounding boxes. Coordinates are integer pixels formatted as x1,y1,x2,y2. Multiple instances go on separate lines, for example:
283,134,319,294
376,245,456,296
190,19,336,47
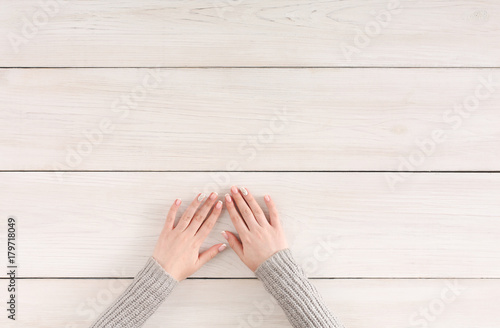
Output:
222,186,288,272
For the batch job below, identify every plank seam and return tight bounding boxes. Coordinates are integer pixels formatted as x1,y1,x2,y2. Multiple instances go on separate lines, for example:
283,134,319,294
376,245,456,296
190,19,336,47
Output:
1,67,500,69
3,277,499,280
1,171,500,173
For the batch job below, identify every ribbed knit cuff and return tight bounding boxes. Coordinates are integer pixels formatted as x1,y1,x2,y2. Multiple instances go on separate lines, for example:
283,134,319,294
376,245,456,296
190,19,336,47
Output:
255,249,344,328
90,256,178,328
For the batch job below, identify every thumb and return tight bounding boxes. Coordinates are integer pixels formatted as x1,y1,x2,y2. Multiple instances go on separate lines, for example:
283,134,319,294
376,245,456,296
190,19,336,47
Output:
222,231,244,258
198,243,226,268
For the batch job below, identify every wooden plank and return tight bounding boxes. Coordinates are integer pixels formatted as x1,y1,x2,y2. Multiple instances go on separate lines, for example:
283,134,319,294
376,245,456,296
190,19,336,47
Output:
1,68,500,171
1,279,497,327
1,172,499,278
0,1,499,67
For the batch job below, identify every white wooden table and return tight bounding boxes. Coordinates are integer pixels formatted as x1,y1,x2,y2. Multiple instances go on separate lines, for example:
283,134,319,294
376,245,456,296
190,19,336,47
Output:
0,1,499,327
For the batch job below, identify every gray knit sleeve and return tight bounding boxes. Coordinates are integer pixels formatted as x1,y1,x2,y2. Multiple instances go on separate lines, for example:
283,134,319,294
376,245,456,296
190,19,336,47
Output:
90,257,177,328
255,249,345,328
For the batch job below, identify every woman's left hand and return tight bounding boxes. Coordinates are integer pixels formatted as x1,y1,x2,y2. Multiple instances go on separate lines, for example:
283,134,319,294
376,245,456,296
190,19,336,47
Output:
153,192,226,281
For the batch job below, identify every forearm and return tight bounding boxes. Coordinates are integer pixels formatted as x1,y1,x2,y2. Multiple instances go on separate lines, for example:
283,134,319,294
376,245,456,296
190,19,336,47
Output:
255,249,344,328
90,257,177,328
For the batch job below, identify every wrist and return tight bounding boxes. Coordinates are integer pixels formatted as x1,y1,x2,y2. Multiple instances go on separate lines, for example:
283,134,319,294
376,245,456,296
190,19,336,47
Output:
151,256,181,283
255,248,297,276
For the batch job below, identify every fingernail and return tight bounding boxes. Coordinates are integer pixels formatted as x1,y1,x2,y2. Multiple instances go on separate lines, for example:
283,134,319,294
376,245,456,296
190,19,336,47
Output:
175,198,182,206
216,200,223,209
197,193,206,202
225,194,232,203
210,192,218,200
239,186,248,196
264,195,271,202
231,186,238,194
221,231,228,240
218,244,227,252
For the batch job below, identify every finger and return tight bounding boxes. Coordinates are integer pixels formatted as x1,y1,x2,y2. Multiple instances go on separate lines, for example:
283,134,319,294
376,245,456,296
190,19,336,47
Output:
175,193,206,231
221,230,244,258
264,194,281,227
225,193,249,234
230,185,258,229
186,192,219,234
238,187,268,227
197,243,227,268
196,200,223,240
164,198,182,231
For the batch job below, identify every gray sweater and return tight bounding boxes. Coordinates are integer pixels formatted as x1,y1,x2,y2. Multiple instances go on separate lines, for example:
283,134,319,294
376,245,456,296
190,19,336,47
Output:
90,249,344,328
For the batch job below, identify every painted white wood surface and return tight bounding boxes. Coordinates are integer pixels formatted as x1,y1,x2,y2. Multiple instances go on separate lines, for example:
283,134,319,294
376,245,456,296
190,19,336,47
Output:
1,0,499,326
0,1,499,67
1,279,497,327
1,68,500,171
1,172,499,278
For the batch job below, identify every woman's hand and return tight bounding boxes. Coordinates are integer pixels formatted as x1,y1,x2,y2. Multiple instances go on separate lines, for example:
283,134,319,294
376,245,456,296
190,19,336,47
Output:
222,186,288,272
153,192,226,281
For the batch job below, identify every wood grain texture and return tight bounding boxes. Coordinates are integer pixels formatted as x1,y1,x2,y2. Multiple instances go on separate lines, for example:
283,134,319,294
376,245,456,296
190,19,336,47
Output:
1,278,497,327
0,172,499,278
1,68,500,171
1,1,497,326
0,1,499,67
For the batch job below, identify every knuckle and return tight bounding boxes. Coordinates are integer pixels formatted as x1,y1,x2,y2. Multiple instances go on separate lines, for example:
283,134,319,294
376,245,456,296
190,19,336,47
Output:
260,215,270,224
205,220,215,229
242,208,252,217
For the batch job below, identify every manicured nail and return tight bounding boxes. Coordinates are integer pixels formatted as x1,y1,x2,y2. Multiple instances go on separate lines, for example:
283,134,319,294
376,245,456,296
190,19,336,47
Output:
231,186,238,194
198,193,206,202
175,198,182,206
239,187,248,196
221,231,228,240
225,194,232,203
216,200,223,209
210,192,218,200
264,195,271,202
218,244,227,252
